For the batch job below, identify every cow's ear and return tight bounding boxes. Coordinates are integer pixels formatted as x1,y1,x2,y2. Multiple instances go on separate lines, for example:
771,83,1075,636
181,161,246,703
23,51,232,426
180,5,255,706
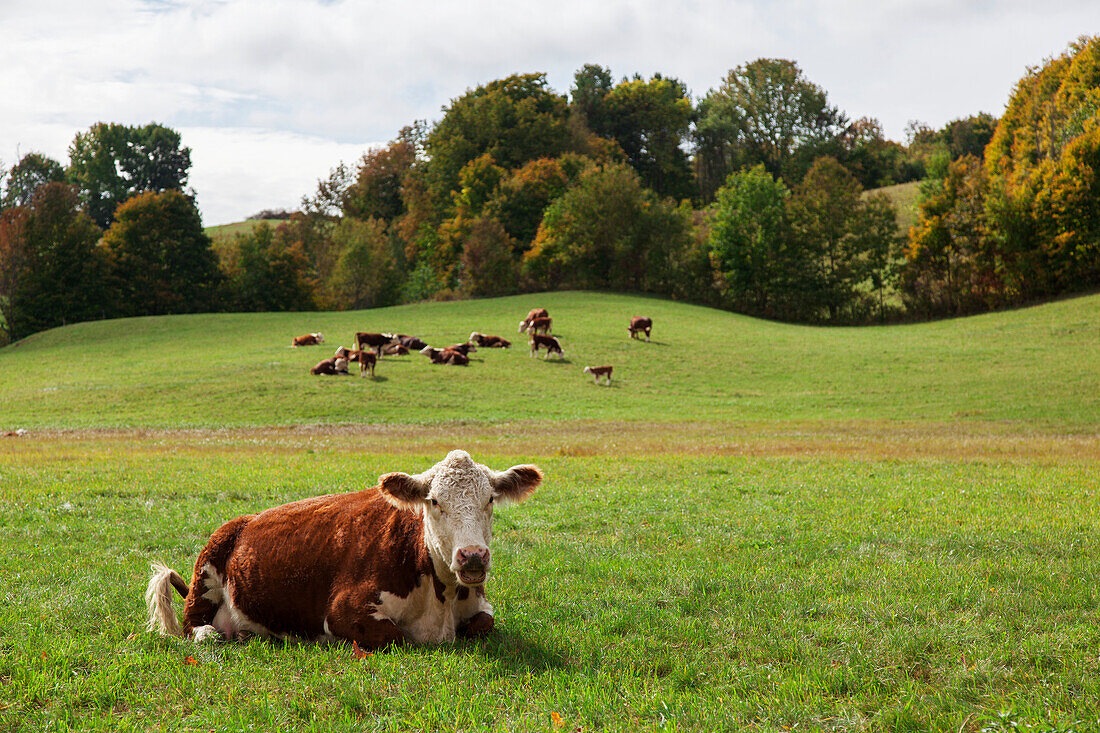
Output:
490,465,542,504
379,471,431,512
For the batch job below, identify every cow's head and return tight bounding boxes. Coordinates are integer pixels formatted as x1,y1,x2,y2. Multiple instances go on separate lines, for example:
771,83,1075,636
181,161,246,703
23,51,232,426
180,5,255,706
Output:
314,332,324,342
382,333,399,344
378,450,541,587
518,320,528,333
469,331,480,342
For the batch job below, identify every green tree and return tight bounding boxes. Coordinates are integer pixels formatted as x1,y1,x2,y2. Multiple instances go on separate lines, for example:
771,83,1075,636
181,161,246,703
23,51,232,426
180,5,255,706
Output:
68,122,192,228
708,165,793,316
101,190,221,316
343,126,420,221
486,157,570,251
0,183,105,340
229,223,318,312
328,218,398,309
694,59,848,200
2,153,66,209
570,64,614,137
459,217,519,297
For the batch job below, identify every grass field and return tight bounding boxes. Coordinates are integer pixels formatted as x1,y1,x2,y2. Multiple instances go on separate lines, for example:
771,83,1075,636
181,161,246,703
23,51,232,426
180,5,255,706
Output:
1,292,1098,731
869,181,922,239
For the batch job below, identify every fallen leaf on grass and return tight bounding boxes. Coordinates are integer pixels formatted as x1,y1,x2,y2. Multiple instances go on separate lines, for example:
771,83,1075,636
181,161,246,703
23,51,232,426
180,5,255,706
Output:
184,656,198,666
351,641,373,659
551,711,563,728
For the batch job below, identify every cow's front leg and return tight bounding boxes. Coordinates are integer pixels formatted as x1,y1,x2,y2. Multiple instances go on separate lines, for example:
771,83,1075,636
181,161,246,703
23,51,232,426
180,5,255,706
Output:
328,592,406,649
457,611,494,639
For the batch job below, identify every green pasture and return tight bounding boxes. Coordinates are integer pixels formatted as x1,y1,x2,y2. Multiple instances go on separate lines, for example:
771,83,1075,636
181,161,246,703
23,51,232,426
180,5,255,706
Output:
1,439,1099,732
0,291,1097,430
868,180,922,238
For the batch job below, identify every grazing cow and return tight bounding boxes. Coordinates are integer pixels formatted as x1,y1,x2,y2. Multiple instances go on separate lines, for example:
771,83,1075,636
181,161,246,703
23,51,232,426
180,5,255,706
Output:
382,343,410,356
397,335,428,350
145,450,543,647
292,332,324,347
446,342,477,356
518,308,549,333
311,356,348,375
355,332,400,355
529,334,564,359
419,346,470,366
628,316,652,342
469,332,511,349
523,317,552,336
583,365,613,385
348,349,377,378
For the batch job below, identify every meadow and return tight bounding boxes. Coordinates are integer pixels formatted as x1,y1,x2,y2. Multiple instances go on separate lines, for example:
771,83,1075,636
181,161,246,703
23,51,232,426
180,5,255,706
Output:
1,292,1098,732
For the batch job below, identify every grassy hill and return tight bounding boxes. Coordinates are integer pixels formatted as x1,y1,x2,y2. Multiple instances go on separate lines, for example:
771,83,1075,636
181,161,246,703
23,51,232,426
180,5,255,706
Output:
1,291,1097,430
870,179,922,237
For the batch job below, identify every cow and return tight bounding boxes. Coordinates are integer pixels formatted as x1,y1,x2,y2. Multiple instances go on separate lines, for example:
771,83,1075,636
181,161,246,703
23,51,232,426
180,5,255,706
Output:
628,316,652,342
355,332,400,355
292,332,324,347
310,356,348,375
523,317,552,336
145,450,543,648
469,332,511,349
348,349,377,378
583,365,613,385
446,342,477,356
518,308,549,333
529,334,564,359
381,343,410,357
419,346,470,366
396,335,428,350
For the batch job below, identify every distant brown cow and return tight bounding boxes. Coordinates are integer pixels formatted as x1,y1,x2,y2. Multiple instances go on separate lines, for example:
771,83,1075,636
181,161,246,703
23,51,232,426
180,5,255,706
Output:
518,308,549,333
310,356,348,375
523,317,552,336
382,343,410,356
348,349,378,378
446,342,477,356
529,334,564,359
355,332,399,355
469,332,511,348
396,335,428,350
291,332,324,347
420,346,470,365
628,316,652,342
583,365,613,385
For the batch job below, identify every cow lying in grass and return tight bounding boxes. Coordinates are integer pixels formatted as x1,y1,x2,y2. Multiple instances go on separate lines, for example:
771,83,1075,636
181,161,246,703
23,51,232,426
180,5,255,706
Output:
292,332,324,347
420,346,469,365
583,365,613,385
529,334,564,359
145,450,542,648
310,356,348,375
469,332,510,348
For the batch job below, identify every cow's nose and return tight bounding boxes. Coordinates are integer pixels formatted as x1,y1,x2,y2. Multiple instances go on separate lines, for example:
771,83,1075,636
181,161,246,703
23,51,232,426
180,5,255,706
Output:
456,546,490,568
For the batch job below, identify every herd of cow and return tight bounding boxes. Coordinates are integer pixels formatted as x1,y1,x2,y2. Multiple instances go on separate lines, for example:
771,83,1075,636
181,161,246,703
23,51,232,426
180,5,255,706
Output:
289,307,654,386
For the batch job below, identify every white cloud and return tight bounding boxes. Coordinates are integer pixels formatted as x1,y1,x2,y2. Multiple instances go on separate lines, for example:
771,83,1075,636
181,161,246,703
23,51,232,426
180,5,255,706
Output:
2,0,1098,224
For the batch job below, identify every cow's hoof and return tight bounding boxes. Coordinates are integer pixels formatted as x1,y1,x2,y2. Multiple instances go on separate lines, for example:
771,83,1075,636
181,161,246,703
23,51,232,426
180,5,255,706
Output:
458,612,494,639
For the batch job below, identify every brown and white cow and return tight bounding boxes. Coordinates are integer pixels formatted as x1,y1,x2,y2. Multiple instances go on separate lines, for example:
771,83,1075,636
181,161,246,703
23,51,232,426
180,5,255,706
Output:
396,335,428,350
469,332,511,349
529,334,564,359
348,349,378,378
583,365,613,385
518,308,549,333
310,356,348,375
355,332,400,355
382,343,410,356
628,316,652,342
446,342,477,356
292,332,324,347
523,317,552,336
420,346,470,365
145,450,542,648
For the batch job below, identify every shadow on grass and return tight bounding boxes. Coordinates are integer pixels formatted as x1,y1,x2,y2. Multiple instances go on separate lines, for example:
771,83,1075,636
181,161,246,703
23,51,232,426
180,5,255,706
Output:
464,626,567,673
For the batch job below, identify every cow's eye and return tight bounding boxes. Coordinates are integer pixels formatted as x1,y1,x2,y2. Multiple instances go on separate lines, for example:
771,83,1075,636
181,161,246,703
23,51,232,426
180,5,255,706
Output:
430,498,440,509
488,496,494,505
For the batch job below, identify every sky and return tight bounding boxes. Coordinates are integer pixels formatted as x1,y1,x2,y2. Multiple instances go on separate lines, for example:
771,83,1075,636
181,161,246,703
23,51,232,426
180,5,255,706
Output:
1,0,1097,226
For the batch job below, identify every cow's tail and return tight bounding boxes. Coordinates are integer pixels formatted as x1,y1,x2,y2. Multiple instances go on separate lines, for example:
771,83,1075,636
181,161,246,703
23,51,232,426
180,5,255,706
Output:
145,561,189,637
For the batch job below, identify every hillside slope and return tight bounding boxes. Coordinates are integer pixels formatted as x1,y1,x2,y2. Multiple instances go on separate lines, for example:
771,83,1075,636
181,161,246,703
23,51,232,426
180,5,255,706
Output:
0,291,1097,430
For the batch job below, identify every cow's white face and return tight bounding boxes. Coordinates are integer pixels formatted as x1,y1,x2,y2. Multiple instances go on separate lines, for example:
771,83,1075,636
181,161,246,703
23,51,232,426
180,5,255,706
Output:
378,450,541,587
314,333,324,343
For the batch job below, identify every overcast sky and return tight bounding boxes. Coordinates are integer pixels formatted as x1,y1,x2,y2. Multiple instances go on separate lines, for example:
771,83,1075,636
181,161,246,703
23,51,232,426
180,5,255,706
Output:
1,1,1097,225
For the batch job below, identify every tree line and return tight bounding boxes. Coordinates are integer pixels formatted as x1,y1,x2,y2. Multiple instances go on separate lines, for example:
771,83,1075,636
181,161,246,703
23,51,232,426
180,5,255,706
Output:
2,40,1097,343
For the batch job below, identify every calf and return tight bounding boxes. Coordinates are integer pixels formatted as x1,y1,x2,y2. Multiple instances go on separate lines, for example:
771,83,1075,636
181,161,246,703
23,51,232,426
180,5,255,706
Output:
446,342,477,356
583,365,613,385
518,308,549,333
469,332,511,349
420,346,470,365
529,334,564,359
628,316,652,341
292,332,324,347
397,335,428,350
355,332,400,355
310,356,348,375
523,317,552,336
145,450,542,648
382,343,410,356
348,349,377,378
